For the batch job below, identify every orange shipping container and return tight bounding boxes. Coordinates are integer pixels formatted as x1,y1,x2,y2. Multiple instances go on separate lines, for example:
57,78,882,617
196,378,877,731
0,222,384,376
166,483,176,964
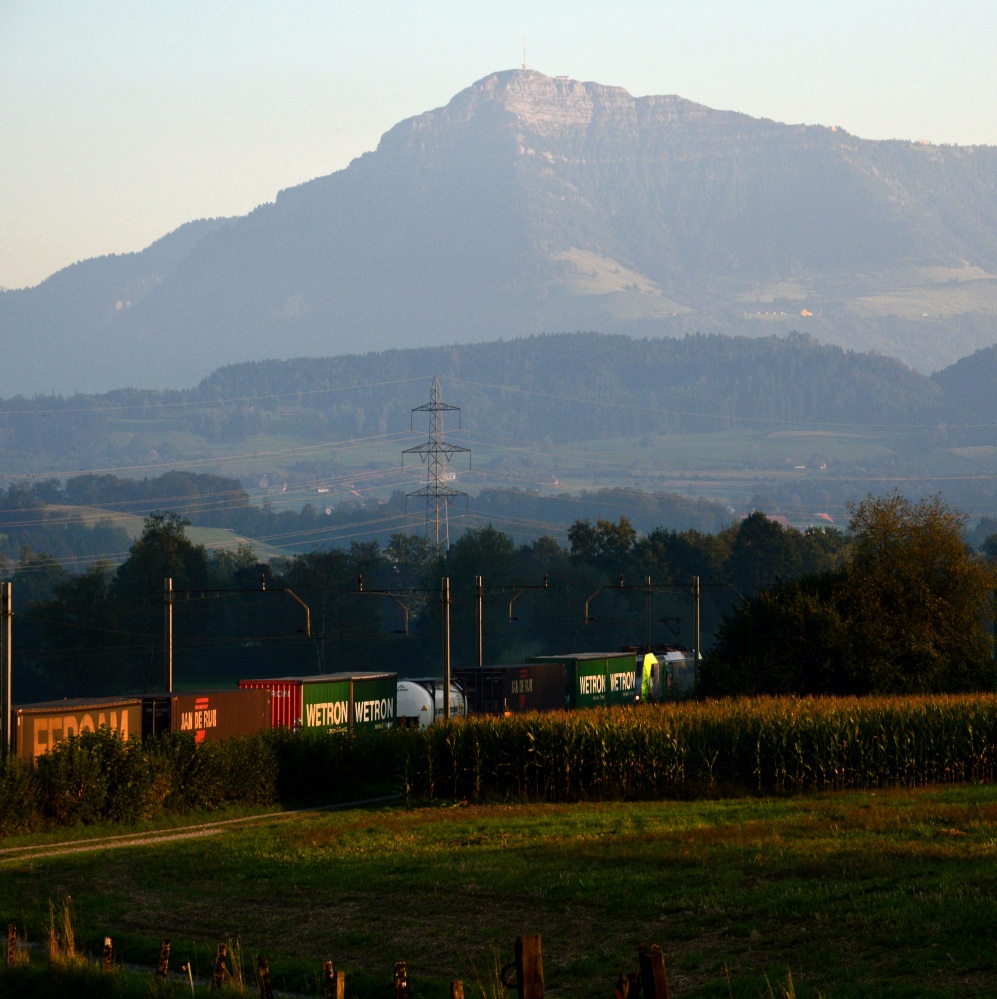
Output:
14,697,142,765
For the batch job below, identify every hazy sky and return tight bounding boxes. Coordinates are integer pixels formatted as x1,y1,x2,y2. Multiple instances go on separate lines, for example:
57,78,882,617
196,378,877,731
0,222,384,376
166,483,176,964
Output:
3,0,995,290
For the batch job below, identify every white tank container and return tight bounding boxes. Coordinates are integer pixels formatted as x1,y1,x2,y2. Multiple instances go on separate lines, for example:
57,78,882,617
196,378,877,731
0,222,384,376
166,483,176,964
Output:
396,678,466,728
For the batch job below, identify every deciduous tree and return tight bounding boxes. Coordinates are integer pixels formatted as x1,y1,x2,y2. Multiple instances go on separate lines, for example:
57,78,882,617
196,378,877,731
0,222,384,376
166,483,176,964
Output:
707,492,996,695
845,491,996,692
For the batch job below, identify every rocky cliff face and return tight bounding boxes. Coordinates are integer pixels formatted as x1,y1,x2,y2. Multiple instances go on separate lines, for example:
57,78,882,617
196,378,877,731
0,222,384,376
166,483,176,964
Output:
4,69,997,396
395,70,735,138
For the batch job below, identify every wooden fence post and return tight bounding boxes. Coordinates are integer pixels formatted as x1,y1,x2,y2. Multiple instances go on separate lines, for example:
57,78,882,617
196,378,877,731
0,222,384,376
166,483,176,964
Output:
323,961,345,999
156,938,171,981
7,924,16,967
213,943,228,989
257,955,275,999
101,936,113,972
395,959,409,998
638,943,670,999
614,967,639,998
515,934,544,999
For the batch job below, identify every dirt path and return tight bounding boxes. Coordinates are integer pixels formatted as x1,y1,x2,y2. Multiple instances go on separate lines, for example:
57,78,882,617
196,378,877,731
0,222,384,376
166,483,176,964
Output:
0,794,398,864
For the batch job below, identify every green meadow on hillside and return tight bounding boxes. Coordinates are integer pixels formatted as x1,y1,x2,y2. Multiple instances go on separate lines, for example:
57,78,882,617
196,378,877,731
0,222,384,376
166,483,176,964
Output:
2,787,997,997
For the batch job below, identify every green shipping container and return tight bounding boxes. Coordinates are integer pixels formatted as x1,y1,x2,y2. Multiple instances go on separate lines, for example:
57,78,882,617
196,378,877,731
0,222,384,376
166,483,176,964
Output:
301,678,352,733
604,652,639,706
351,673,397,731
528,653,638,709
239,671,397,732
574,657,609,709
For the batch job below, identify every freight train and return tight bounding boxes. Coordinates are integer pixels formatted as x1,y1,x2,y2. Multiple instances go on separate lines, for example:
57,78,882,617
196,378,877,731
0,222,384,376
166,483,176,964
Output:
11,647,695,765
13,689,275,764
11,671,397,766
456,651,637,715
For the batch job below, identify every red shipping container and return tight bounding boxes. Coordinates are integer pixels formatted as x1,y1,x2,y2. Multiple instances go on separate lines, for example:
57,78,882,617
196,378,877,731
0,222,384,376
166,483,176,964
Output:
238,678,302,729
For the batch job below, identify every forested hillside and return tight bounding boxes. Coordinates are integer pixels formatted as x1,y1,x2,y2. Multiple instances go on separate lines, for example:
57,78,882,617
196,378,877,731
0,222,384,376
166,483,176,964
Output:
0,331,942,464
931,342,997,438
4,330,997,529
200,331,939,438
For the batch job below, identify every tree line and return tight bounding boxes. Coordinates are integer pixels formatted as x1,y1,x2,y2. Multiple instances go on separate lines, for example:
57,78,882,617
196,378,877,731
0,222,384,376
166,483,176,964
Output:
7,507,839,701
11,489,993,704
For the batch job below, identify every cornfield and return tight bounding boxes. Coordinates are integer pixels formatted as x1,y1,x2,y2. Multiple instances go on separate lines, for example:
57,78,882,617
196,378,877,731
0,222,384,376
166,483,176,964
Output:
401,695,997,802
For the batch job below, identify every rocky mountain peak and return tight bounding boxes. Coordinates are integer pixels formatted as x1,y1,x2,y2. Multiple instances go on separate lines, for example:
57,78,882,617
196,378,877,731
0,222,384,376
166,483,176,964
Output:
377,68,745,157
466,69,636,128
378,69,642,146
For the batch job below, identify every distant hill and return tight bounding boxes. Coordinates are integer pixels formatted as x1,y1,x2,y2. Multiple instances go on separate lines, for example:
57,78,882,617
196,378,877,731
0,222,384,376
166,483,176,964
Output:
0,330,940,466
3,70,997,396
931,343,997,432
197,330,940,438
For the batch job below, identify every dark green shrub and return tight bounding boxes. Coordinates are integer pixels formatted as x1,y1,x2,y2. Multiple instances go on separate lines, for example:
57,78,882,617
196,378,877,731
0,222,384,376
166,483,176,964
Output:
0,752,38,834
142,732,277,812
153,733,227,812
102,735,155,823
34,729,153,825
213,733,278,805
34,731,113,824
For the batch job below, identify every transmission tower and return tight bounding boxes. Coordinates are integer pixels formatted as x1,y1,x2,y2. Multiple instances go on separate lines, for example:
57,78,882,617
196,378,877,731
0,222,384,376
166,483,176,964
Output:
403,376,471,548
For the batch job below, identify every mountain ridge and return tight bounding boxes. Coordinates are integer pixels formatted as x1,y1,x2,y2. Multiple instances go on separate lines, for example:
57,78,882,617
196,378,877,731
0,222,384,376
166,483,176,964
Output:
4,68,996,396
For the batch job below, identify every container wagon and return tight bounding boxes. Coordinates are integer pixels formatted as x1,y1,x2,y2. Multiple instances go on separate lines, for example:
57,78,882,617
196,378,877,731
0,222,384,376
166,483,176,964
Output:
141,688,272,743
238,672,397,733
396,678,466,727
454,662,568,716
13,697,142,765
528,651,639,708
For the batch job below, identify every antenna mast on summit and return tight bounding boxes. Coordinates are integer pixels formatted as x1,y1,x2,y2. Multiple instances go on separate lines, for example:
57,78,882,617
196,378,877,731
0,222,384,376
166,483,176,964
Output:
522,36,527,70
403,376,471,550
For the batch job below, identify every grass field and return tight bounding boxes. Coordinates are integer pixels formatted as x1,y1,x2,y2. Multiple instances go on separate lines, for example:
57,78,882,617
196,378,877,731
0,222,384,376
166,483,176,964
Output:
2,786,997,997
41,503,292,561
44,414,997,533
